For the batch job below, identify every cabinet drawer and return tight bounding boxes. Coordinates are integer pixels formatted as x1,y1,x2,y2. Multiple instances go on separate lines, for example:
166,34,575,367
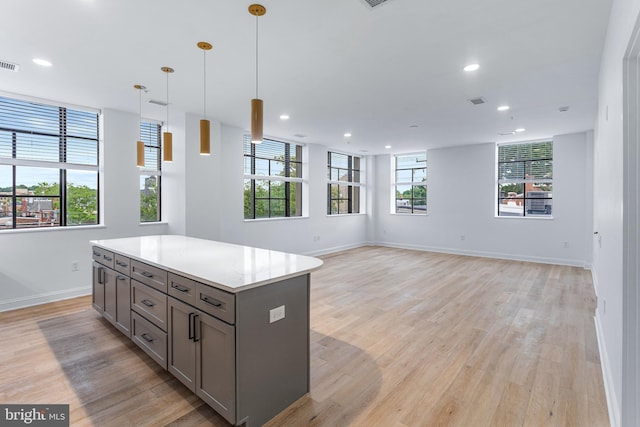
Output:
114,254,131,276
131,260,167,293
195,283,235,325
92,246,115,269
131,280,168,331
168,273,198,306
132,311,167,369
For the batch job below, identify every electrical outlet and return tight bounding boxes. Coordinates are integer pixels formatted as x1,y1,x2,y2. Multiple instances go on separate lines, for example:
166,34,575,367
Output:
269,305,285,323
71,261,79,272
562,241,569,248
460,235,466,241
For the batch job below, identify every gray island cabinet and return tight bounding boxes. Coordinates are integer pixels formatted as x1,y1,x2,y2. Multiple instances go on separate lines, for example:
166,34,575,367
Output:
91,235,323,427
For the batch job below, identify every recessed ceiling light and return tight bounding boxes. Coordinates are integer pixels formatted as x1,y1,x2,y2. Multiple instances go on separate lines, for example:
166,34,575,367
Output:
464,63,480,72
515,128,526,132
344,133,352,137
385,145,392,149
32,58,52,67
497,105,510,111
279,114,290,120
558,106,570,112
409,125,419,128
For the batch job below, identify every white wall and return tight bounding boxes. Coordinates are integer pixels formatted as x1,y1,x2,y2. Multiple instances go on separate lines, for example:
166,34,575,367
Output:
373,132,593,267
592,1,640,425
0,108,168,311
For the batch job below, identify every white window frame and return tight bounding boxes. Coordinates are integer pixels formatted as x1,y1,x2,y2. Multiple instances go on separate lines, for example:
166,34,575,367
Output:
139,119,162,223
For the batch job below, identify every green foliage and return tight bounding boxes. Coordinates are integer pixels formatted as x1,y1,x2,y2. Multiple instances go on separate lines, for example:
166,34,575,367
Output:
140,177,158,222
67,183,97,224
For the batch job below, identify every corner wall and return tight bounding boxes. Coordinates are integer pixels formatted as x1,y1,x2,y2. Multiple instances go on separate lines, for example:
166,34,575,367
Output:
0,108,168,311
373,132,592,267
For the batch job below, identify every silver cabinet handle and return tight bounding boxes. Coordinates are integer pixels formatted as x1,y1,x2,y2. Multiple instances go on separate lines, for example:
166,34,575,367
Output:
141,299,155,307
140,271,153,278
141,333,154,343
171,283,190,293
201,295,222,308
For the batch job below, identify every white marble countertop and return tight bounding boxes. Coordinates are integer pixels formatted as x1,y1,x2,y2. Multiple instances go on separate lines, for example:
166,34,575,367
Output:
91,235,323,293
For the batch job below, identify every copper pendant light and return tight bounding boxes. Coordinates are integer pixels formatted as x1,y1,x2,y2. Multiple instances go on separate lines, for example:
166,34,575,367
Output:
198,41,212,155
249,4,266,144
162,66,174,162
134,84,146,167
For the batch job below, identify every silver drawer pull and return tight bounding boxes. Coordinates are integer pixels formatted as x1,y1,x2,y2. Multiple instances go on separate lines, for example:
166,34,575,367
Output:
116,260,128,267
171,283,189,293
141,299,155,307
141,333,154,343
93,251,100,257
103,255,113,262
140,271,153,278
201,295,222,308
117,275,127,281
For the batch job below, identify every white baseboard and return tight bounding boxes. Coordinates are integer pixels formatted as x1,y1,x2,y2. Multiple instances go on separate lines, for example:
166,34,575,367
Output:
591,268,619,427
303,241,372,257
0,287,91,313
372,240,588,267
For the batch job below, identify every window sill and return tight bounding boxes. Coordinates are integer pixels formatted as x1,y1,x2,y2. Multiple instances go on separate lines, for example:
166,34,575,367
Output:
494,215,554,220
326,213,368,217
390,212,428,216
244,216,309,223
139,221,168,226
0,224,106,235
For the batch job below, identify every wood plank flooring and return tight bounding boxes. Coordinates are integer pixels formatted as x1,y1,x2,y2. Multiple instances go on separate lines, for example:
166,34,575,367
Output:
0,246,609,426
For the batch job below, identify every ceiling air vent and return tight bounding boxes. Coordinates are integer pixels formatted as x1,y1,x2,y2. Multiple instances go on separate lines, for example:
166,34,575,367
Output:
148,99,168,106
0,60,19,72
468,97,487,105
359,0,395,9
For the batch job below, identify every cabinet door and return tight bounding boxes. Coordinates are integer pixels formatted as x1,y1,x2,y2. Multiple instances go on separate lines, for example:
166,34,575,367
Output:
114,274,131,337
92,262,105,313
196,312,236,425
167,297,196,392
103,267,117,325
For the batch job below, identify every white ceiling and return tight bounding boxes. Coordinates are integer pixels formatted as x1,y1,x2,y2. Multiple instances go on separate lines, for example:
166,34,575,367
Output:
2,0,611,154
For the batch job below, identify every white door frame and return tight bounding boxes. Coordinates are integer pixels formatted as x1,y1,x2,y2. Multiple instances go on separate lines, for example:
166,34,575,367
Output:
623,16,640,427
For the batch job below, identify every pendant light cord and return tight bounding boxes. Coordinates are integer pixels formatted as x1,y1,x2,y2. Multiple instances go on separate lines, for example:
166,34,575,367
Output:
138,88,142,140
203,49,207,118
166,72,170,131
255,14,259,98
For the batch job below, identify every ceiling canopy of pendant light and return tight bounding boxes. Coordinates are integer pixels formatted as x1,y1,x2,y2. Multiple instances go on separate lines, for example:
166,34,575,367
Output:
161,66,174,162
134,84,146,167
249,4,266,144
198,41,212,156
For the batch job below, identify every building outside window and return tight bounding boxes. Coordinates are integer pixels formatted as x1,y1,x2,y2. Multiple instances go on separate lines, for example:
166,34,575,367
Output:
394,152,427,214
139,121,161,222
0,95,99,230
327,151,362,214
497,140,553,217
243,136,303,219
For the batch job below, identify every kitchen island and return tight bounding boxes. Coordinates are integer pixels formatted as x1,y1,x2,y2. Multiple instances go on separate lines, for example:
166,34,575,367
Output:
91,235,323,427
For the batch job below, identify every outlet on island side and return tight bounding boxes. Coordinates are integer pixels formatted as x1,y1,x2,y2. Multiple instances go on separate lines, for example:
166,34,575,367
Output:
71,261,79,272
269,305,285,323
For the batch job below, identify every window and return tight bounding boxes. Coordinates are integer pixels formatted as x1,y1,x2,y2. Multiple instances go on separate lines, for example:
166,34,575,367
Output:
327,151,362,214
394,153,427,214
243,136,303,219
497,141,553,217
0,96,99,230
139,121,161,222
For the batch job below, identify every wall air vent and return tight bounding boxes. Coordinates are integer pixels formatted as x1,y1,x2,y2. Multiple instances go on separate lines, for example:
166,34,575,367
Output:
148,99,168,106
468,97,487,105
498,131,517,136
359,0,395,9
0,60,19,72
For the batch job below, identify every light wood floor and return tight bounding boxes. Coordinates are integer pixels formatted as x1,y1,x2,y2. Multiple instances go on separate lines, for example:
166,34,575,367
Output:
0,246,609,426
